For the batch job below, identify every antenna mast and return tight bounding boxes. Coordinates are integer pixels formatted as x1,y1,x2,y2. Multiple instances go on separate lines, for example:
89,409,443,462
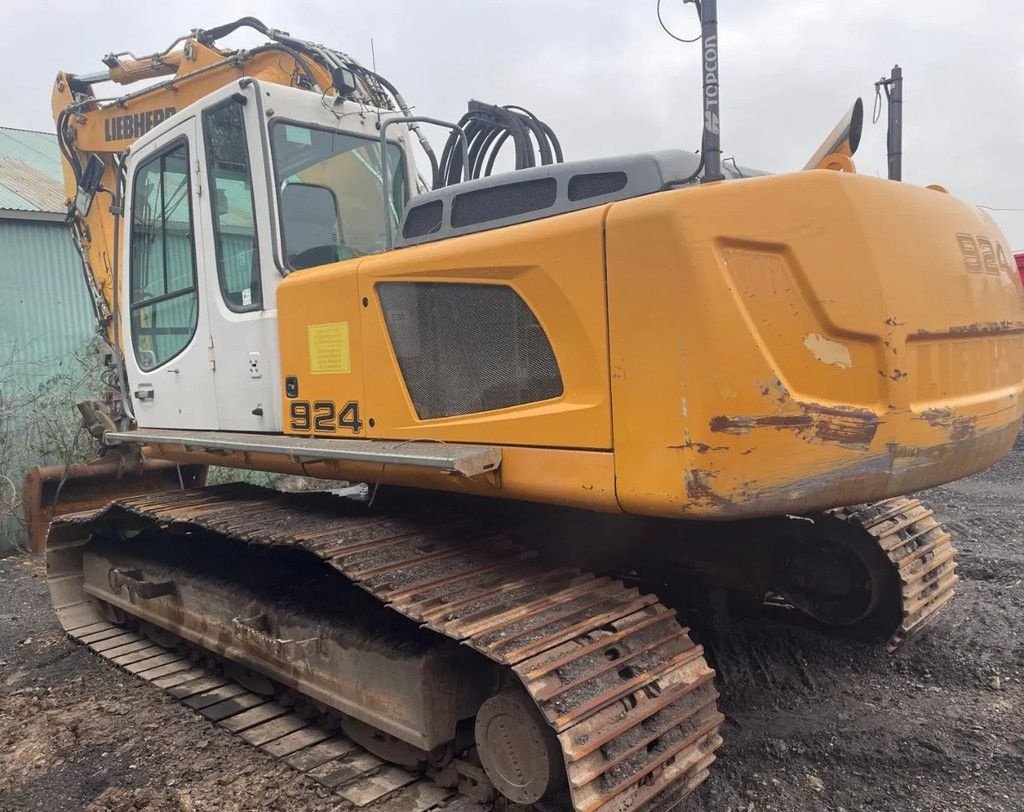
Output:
698,0,723,182
875,65,903,181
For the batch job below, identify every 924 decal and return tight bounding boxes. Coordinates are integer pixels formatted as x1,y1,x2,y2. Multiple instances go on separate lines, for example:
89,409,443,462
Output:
289,400,362,434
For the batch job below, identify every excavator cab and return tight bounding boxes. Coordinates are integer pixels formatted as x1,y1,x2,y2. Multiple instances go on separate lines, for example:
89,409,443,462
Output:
120,80,415,433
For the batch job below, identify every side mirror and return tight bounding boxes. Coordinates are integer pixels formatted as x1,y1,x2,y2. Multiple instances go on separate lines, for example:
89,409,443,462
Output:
280,182,344,270
75,154,105,215
138,349,157,371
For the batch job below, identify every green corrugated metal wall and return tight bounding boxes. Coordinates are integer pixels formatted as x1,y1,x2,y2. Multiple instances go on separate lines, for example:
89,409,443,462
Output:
0,219,94,384
0,128,100,554
0,223,253,383
0,217,95,553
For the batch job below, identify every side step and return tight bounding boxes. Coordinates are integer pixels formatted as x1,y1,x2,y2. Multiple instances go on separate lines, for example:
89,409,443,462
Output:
104,429,502,477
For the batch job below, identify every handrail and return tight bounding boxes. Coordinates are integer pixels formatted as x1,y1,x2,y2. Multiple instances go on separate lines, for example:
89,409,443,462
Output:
379,116,469,250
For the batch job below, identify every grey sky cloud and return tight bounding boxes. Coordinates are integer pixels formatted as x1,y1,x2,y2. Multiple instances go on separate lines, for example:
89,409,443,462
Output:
3,0,1022,244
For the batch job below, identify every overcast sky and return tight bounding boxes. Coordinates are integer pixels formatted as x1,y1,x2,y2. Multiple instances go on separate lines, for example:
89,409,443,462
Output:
3,0,1023,245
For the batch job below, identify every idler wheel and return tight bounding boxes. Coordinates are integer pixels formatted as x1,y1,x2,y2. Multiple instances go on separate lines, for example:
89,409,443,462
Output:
474,690,563,805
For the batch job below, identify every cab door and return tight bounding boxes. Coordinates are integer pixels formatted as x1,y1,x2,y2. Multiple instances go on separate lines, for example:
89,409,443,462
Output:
122,117,219,429
196,92,281,432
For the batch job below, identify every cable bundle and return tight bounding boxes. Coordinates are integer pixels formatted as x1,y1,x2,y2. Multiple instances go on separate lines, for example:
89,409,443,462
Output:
437,100,563,188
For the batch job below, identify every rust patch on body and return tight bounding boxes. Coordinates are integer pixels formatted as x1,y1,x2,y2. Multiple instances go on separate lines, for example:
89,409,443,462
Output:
688,442,728,454
758,378,790,404
809,403,880,446
674,432,729,454
684,469,734,508
671,428,729,455
915,320,1024,337
920,408,978,441
710,403,878,448
710,415,811,434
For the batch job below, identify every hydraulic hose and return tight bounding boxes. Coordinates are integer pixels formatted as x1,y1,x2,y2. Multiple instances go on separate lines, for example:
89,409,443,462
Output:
437,100,563,187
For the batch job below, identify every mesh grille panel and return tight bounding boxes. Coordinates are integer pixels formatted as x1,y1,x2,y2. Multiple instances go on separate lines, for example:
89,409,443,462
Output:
567,171,628,201
402,200,444,238
378,282,563,419
450,177,558,228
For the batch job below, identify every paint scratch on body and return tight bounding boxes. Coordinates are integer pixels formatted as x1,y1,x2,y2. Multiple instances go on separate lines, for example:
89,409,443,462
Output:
920,407,978,442
803,333,852,368
709,402,879,448
684,469,733,507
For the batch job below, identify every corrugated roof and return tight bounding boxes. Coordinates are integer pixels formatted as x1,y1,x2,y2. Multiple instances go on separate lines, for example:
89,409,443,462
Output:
0,127,67,214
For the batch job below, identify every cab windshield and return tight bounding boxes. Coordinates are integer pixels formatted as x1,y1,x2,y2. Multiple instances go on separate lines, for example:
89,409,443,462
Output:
270,121,407,270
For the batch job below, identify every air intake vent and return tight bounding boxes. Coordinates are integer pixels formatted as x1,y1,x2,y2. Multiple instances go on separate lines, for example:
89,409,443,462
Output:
396,150,709,248
402,200,444,238
567,171,628,201
378,281,563,419
451,177,558,228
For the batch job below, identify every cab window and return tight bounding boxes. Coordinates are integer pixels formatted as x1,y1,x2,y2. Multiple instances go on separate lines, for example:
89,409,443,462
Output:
203,99,262,310
129,142,198,371
270,122,406,270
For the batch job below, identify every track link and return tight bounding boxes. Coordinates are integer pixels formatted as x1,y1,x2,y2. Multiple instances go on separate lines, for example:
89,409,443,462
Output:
48,484,724,811
64,615,462,811
833,496,960,649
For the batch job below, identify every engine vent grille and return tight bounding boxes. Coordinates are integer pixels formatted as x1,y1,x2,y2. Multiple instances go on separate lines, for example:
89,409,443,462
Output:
450,177,558,228
567,171,628,201
402,199,444,238
396,150,711,248
378,281,563,419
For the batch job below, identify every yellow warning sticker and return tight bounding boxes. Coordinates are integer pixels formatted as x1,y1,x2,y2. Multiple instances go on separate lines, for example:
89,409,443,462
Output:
307,322,351,375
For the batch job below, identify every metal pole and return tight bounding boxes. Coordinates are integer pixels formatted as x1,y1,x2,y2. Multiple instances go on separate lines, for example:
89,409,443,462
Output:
887,64,903,182
699,0,723,183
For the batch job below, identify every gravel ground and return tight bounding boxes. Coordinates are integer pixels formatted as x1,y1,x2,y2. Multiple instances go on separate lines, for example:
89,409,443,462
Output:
1,443,1022,812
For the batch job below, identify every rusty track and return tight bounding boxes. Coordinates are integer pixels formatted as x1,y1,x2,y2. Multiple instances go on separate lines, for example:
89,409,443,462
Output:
49,484,724,811
833,496,960,650
62,615,464,811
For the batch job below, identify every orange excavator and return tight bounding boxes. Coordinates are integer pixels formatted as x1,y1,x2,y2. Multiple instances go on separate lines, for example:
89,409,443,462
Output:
29,5,1024,809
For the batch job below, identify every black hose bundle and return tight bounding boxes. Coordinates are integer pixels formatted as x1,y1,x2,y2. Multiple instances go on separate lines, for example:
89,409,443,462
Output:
437,100,563,187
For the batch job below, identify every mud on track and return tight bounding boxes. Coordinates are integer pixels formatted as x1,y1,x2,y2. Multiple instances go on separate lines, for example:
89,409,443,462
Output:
2,440,1023,811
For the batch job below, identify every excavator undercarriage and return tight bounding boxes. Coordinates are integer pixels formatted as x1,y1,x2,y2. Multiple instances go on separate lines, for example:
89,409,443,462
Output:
46,484,959,810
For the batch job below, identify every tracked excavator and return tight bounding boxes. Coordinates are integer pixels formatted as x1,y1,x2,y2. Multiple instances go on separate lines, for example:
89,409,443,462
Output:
33,5,1024,810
